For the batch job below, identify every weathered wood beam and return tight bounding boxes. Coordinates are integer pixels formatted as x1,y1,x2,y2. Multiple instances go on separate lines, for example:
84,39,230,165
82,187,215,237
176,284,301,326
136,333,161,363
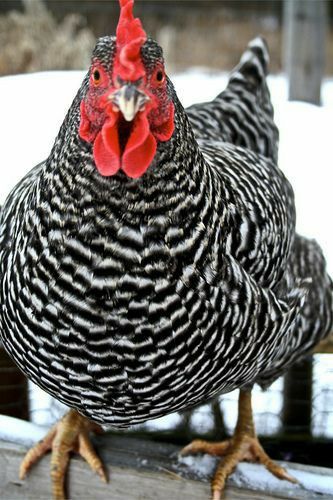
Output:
0,436,265,500
0,433,333,499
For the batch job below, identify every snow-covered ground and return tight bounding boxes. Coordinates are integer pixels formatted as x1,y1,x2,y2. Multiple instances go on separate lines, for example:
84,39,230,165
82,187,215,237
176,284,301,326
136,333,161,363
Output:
0,71,332,443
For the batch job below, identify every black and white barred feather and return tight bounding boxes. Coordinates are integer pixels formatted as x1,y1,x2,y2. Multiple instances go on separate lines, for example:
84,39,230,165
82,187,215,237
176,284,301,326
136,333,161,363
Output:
187,37,279,164
0,37,331,426
187,37,333,387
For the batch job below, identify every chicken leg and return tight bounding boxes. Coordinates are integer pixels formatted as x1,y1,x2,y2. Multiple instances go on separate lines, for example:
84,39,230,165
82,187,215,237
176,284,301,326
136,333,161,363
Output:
19,409,106,500
181,389,297,500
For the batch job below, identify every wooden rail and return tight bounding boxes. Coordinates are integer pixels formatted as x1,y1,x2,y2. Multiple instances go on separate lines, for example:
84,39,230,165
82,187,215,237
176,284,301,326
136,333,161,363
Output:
0,433,333,499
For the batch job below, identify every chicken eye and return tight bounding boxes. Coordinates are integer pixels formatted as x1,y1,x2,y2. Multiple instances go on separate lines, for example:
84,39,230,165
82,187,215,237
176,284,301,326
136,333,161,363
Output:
92,69,101,85
155,69,165,84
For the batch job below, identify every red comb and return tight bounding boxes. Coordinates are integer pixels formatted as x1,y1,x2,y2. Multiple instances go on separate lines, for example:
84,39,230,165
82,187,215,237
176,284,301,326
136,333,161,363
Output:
115,0,147,81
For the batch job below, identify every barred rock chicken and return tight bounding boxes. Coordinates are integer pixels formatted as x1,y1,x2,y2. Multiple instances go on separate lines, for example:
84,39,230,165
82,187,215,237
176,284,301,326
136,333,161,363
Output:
0,1,332,499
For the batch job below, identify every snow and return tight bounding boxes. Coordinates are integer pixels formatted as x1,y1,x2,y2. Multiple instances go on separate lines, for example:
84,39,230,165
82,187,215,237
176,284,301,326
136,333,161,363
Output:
177,454,333,496
28,381,53,425
0,414,49,447
0,71,85,200
232,462,333,497
178,453,217,478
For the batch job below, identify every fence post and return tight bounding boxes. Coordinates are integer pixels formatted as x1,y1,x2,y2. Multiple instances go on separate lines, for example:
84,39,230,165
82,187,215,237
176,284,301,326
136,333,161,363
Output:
283,0,327,104
0,348,29,420
282,358,313,436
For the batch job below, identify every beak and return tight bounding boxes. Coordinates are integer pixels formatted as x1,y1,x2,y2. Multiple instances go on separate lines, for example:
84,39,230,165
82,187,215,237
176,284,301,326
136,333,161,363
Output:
109,84,150,122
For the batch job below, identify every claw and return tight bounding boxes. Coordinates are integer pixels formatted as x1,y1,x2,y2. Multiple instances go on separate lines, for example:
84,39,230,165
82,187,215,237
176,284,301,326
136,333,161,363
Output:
256,446,298,484
19,409,106,500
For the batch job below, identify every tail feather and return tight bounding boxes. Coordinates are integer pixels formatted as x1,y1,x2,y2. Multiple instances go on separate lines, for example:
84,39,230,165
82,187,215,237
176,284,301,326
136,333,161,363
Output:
187,36,279,164
232,37,270,85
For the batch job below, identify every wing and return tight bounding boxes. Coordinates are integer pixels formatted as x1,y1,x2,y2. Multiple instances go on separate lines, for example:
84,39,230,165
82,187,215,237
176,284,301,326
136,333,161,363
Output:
0,161,44,271
256,234,333,387
184,248,310,390
202,141,295,290
186,37,279,164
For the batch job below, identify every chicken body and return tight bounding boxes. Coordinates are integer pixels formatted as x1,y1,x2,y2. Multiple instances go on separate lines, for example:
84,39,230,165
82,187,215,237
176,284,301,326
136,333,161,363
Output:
186,38,333,388
0,35,332,433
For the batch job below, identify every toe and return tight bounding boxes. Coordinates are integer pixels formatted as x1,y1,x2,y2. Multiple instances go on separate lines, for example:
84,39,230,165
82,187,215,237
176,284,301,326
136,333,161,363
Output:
211,447,243,499
78,432,107,482
50,444,70,500
252,441,298,484
19,426,57,479
180,439,230,457
264,457,298,483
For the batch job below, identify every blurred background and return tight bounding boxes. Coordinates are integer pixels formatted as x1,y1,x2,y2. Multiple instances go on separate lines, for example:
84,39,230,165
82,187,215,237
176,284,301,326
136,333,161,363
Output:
0,0,333,471
0,0,332,76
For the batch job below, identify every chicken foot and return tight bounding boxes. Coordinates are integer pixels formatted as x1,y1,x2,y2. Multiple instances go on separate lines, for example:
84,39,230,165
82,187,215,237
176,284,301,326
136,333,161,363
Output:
181,389,297,500
19,409,106,500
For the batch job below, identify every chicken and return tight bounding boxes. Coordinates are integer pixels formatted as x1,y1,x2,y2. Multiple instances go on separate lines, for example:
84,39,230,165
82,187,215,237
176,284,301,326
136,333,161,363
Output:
0,1,332,499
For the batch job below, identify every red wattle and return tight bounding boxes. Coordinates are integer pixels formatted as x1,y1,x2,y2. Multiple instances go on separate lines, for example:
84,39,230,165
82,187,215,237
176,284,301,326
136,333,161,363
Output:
122,112,157,178
93,114,121,176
